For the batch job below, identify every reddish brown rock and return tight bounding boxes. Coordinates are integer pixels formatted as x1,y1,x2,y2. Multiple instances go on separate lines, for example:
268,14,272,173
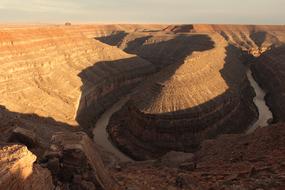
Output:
0,26,155,130
43,132,121,190
0,144,54,190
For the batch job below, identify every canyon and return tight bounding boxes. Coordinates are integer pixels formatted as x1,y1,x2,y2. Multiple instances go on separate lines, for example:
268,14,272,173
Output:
0,24,284,190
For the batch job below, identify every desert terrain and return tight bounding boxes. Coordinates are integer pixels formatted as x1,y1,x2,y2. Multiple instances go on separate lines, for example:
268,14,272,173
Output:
0,24,285,190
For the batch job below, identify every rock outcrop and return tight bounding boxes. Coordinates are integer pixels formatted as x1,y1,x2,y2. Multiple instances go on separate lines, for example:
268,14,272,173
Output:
0,144,54,190
42,132,121,190
107,33,258,160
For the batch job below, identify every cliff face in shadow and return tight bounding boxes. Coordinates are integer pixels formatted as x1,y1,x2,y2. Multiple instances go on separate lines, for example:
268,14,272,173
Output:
96,31,129,46
76,56,155,131
251,44,285,122
107,34,258,160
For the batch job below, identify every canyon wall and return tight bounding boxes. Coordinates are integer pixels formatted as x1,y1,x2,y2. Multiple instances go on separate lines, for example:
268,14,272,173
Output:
0,24,285,189
107,33,258,160
0,26,155,130
251,45,285,122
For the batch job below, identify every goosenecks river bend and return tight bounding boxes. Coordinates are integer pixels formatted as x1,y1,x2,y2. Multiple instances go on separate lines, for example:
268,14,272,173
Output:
92,68,273,161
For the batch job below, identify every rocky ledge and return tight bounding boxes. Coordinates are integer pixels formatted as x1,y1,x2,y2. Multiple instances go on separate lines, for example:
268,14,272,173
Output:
41,132,121,190
0,144,54,190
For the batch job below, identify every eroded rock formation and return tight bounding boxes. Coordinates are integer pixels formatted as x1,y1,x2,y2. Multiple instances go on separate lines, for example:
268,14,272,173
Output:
0,144,54,190
42,132,120,190
107,33,258,160
0,26,155,130
0,24,285,189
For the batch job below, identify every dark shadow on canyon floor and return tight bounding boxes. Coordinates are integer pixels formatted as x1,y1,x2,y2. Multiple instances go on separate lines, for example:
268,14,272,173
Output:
75,56,155,130
123,35,153,52
163,24,194,33
96,31,128,46
97,33,216,69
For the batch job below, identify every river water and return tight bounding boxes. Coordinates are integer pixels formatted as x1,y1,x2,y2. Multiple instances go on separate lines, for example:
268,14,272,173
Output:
92,69,273,161
93,96,132,162
246,69,273,134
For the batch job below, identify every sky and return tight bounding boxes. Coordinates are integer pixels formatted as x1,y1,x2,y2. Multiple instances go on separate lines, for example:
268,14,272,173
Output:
0,0,284,24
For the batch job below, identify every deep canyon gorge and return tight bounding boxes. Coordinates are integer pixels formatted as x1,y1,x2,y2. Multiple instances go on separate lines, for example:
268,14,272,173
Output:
0,24,285,190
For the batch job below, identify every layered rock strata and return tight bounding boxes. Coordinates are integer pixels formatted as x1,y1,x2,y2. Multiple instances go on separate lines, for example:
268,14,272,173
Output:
97,33,217,69
0,144,54,190
96,24,285,58
0,26,155,129
107,34,258,160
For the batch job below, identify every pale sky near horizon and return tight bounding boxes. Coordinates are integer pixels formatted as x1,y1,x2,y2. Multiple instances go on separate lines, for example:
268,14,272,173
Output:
0,0,284,24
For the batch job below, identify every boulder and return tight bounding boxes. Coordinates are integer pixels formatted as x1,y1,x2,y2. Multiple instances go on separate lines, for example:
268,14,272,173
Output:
9,127,37,147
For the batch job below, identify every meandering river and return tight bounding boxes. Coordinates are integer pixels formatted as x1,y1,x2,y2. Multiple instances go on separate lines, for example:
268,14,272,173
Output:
93,96,132,162
92,69,273,160
246,69,273,134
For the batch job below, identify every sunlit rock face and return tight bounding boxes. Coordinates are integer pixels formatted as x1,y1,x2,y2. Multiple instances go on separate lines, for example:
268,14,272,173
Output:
0,26,155,129
0,144,54,190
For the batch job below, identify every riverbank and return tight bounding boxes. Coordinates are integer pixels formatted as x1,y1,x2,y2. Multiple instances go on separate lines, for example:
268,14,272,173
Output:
246,69,273,134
